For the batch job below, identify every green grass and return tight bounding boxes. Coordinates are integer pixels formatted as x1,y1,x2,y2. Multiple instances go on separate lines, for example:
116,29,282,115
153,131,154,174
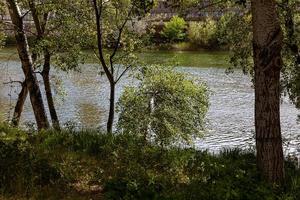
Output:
0,47,19,61
0,123,299,200
0,46,230,68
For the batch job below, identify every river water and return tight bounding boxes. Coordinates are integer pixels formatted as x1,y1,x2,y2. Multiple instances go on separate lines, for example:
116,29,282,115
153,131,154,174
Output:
0,50,299,156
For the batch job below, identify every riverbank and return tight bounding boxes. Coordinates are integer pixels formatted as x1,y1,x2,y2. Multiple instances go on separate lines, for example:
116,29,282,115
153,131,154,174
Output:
0,123,300,200
0,46,230,68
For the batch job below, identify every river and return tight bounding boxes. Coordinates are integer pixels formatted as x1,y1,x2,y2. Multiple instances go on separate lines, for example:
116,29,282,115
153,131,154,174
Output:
0,49,299,156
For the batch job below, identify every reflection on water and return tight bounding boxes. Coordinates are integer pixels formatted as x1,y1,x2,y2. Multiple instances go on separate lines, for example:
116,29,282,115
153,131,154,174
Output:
75,102,106,128
0,51,299,156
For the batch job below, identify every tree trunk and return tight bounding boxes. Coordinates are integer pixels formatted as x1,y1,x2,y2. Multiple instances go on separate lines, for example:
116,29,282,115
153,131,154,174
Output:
42,51,60,130
6,0,49,130
11,80,28,126
107,82,115,133
251,0,285,183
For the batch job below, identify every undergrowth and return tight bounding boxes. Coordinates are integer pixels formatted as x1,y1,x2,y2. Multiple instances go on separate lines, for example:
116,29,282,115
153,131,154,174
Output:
0,123,299,200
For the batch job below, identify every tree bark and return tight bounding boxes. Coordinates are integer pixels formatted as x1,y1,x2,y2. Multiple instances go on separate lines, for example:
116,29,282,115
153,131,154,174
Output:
251,0,285,183
42,51,60,130
107,82,115,133
6,0,49,130
11,80,28,126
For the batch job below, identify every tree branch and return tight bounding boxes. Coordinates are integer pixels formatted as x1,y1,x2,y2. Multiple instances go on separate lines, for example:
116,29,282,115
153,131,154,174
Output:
115,65,131,84
21,10,31,19
3,80,23,85
92,0,113,83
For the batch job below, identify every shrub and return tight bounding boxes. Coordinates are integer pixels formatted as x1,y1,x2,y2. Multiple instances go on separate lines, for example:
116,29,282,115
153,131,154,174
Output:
98,145,300,200
161,16,187,42
188,18,218,48
117,66,209,146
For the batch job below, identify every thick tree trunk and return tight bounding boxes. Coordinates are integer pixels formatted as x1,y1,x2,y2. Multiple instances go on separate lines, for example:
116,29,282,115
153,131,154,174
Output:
42,51,60,130
107,82,115,133
11,80,28,126
251,0,285,183
6,0,49,130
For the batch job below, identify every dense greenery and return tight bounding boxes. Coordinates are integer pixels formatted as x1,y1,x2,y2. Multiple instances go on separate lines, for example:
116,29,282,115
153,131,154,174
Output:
161,16,187,42
1,124,300,199
117,66,209,146
188,19,218,48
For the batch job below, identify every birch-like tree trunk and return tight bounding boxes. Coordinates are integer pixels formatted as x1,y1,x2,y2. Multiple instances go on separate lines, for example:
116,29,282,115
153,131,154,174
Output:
6,0,49,130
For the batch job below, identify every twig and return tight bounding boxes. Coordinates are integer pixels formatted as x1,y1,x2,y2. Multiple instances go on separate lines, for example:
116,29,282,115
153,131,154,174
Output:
115,65,131,84
3,80,23,85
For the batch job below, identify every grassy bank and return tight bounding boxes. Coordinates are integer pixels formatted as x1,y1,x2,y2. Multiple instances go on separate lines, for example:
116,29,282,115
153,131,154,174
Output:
0,123,300,200
0,47,230,69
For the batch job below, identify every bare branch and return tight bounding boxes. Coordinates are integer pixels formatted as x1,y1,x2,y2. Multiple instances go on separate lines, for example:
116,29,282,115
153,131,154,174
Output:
197,0,228,11
110,6,134,63
21,10,31,19
115,65,131,84
3,80,23,85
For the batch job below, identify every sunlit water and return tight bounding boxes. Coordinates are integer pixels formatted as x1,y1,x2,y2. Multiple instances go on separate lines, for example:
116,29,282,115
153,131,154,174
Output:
0,49,299,156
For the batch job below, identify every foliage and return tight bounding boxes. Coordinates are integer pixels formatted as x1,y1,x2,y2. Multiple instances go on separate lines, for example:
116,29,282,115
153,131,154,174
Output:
39,128,114,156
188,18,218,48
279,1,300,109
161,16,187,42
1,124,300,199
0,124,61,195
97,143,300,200
117,66,209,146
216,12,253,74
218,3,300,107
28,0,91,72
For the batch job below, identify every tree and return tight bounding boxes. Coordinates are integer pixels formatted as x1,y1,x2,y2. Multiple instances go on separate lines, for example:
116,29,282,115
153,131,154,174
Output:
117,66,209,146
251,0,285,183
10,0,89,129
161,16,187,42
213,0,299,183
91,0,153,133
5,0,49,130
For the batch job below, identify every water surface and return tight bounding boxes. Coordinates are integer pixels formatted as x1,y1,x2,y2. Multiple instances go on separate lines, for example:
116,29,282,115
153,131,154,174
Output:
0,49,299,156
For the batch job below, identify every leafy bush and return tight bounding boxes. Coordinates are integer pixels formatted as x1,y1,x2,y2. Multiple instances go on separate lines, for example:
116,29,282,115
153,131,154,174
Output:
188,18,218,48
161,16,187,42
98,144,300,200
117,66,209,146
